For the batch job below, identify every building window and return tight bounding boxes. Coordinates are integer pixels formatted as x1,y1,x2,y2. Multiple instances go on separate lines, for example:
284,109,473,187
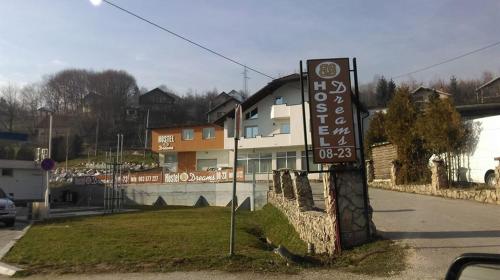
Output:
197,159,217,171
237,153,272,174
216,111,225,118
163,153,178,172
280,122,290,134
276,151,296,170
182,129,194,140
245,108,258,119
1,168,13,177
202,127,215,139
245,126,259,138
301,151,321,171
275,96,285,105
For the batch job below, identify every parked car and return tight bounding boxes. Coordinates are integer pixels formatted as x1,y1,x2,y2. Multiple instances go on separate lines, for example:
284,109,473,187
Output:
0,188,16,227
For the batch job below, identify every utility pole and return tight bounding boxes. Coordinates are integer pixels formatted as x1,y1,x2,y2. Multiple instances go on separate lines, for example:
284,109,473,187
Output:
229,105,242,256
65,129,69,171
45,113,53,210
144,109,150,158
95,118,99,157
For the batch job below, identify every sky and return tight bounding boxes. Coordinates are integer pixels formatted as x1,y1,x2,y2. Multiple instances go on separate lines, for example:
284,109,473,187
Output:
1,0,500,95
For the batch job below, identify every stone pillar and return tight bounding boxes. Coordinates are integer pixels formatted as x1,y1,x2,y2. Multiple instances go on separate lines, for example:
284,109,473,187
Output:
494,157,500,189
366,160,374,183
293,171,314,211
324,166,371,249
431,159,448,191
322,170,340,255
280,169,295,200
390,160,401,186
272,170,282,193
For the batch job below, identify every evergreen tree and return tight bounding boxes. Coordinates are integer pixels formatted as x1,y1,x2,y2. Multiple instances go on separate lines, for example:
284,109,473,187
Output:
385,86,430,183
387,79,396,102
375,76,388,106
364,112,388,157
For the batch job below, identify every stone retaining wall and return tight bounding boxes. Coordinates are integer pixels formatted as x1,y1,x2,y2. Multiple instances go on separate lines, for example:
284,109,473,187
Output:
268,191,336,255
370,180,500,205
267,170,339,255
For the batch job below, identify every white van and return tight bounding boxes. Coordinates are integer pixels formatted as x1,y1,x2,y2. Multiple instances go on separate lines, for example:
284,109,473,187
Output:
0,159,44,203
457,115,500,186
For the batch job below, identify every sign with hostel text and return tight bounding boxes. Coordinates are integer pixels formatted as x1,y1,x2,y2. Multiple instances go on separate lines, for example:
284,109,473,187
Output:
307,58,357,163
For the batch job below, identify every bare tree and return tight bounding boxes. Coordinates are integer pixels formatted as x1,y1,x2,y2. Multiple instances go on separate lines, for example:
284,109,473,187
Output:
0,83,20,132
20,83,43,135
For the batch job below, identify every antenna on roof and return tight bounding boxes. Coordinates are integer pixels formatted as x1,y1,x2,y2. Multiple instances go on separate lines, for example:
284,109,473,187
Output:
242,66,250,96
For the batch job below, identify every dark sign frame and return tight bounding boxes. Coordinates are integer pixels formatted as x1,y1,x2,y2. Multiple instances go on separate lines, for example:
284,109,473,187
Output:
299,58,367,174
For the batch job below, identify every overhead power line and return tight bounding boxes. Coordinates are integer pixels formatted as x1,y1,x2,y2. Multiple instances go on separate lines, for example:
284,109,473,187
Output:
392,40,500,80
101,0,275,80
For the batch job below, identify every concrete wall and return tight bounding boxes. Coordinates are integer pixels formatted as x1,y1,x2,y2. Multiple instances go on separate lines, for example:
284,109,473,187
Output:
123,182,269,209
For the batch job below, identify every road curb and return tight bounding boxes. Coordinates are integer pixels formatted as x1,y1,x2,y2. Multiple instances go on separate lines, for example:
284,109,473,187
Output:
0,261,23,276
0,223,31,276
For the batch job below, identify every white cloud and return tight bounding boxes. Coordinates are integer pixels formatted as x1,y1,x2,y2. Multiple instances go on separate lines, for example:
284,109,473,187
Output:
50,59,67,66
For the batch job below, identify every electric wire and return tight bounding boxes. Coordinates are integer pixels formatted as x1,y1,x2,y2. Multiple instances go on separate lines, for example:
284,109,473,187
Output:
102,0,275,80
392,40,500,80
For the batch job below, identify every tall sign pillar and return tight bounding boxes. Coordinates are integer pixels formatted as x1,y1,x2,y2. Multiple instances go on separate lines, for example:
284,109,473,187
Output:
304,58,373,250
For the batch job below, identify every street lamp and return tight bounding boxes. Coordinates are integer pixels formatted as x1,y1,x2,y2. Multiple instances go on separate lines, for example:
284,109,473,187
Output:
37,107,54,214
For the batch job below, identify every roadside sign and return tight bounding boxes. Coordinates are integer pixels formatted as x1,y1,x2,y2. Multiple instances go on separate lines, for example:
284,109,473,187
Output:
307,58,357,163
41,158,56,171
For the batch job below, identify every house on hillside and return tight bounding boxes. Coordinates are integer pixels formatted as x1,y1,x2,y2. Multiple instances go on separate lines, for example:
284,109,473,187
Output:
476,77,500,104
207,90,244,123
411,86,450,105
139,88,179,127
36,115,79,147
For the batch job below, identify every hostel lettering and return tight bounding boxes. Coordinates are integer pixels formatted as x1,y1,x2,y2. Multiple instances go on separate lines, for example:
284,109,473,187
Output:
158,135,175,151
307,58,357,163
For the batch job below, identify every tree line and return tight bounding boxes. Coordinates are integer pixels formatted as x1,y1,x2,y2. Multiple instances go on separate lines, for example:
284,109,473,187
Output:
0,68,229,161
360,71,496,107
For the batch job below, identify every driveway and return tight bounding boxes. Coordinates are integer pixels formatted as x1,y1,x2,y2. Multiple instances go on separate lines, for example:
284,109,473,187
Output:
311,183,500,278
369,188,500,279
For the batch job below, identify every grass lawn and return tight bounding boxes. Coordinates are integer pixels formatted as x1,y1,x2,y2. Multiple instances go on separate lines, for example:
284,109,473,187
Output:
5,205,406,276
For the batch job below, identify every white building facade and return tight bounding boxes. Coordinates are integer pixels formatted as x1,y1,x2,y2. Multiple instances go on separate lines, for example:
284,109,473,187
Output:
217,74,325,180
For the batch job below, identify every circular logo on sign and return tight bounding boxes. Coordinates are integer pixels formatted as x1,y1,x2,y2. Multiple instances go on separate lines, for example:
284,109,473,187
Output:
179,172,189,182
315,62,341,79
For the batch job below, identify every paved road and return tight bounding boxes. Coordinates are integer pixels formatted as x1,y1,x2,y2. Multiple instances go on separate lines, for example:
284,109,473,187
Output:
369,188,500,279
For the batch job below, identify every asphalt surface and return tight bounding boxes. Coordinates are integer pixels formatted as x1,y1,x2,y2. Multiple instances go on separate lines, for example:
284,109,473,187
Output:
369,188,500,279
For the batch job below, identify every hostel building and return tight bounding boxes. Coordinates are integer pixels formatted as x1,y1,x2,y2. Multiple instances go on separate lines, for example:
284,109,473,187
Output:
151,123,229,172
215,74,324,180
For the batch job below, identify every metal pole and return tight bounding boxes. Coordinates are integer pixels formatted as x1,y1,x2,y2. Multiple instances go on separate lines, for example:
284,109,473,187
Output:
44,113,53,210
229,137,238,256
65,129,69,171
251,161,255,211
144,109,149,158
120,134,124,210
352,58,372,240
299,61,311,173
95,118,99,157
